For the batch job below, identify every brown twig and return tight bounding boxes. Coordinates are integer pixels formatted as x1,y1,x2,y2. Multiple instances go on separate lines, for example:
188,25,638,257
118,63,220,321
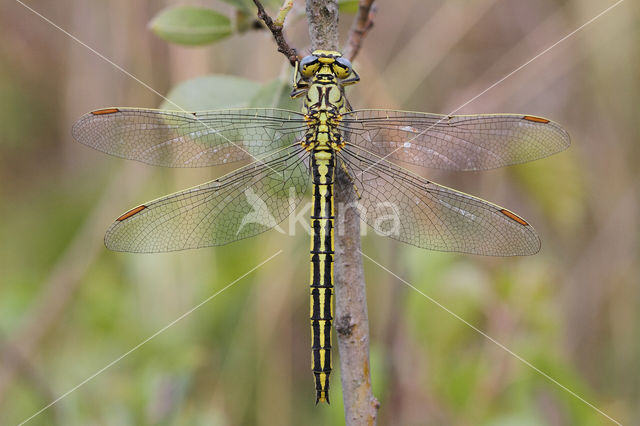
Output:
343,0,376,60
305,0,340,52
252,0,299,66
334,181,380,425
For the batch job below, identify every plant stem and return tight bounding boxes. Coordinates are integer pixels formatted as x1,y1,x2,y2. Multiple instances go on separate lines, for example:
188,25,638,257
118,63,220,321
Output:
253,0,299,64
343,0,376,61
305,1,379,423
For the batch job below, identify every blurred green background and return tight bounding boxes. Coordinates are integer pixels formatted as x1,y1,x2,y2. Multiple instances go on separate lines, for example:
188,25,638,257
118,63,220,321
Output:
0,0,638,425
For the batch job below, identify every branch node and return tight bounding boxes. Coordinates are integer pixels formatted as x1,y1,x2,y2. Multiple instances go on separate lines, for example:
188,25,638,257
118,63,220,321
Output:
336,314,356,336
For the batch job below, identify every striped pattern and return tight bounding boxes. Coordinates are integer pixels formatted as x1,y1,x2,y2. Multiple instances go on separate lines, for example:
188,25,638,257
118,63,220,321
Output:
298,50,349,404
309,149,335,404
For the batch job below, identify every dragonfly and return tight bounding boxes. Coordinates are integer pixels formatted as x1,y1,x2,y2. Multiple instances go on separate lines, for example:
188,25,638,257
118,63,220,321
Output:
72,50,570,404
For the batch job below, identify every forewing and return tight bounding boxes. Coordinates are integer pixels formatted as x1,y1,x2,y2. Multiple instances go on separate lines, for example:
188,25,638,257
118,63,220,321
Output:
73,107,307,167
340,110,570,171
105,146,309,252
339,145,540,256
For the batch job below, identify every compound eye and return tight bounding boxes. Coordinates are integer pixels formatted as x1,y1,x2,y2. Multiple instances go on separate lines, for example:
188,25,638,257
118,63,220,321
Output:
299,55,320,78
333,57,352,79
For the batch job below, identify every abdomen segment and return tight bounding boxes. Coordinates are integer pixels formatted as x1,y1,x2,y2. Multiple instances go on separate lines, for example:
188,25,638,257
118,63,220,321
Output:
309,150,335,403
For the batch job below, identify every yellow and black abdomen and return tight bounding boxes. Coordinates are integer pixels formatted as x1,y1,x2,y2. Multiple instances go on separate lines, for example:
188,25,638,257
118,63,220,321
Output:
309,148,335,404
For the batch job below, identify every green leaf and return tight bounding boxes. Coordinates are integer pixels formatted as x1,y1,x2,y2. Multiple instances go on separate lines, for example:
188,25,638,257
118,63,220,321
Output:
160,75,261,110
219,0,282,14
249,78,298,110
338,0,360,13
218,0,254,13
150,6,232,46
234,9,256,34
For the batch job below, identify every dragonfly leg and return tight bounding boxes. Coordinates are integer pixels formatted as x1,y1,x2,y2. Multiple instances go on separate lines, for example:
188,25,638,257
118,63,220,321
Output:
291,59,300,87
291,83,309,98
291,59,312,98
341,69,360,87
338,158,362,199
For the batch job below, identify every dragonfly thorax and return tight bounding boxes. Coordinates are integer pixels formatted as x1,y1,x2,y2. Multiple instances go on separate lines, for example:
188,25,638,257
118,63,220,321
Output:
303,75,347,113
295,52,355,152
301,80,346,151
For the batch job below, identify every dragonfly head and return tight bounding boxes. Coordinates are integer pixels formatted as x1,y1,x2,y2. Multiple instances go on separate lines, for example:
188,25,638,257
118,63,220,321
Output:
298,50,353,81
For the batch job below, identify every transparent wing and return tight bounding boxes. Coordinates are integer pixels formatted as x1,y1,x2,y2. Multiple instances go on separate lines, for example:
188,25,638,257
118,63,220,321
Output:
339,145,540,256
72,107,307,167
105,146,309,252
340,110,570,171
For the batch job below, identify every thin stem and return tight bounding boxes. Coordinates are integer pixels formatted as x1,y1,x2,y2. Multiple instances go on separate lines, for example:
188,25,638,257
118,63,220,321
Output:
343,0,376,61
305,0,379,424
275,0,295,26
252,0,299,65
334,171,380,425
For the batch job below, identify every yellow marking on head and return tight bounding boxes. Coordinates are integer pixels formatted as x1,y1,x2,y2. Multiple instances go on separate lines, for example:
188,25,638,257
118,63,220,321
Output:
500,208,529,226
312,49,342,57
